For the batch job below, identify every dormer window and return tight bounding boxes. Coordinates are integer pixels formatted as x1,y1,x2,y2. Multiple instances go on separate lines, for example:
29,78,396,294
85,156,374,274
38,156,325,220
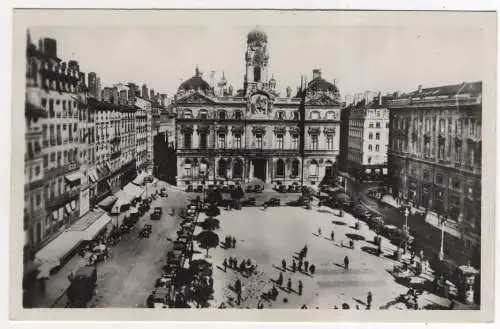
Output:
277,111,285,120
219,110,226,120
234,110,242,120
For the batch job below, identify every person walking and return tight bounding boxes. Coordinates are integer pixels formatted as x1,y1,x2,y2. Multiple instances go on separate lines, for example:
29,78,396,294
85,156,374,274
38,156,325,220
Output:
232,237,237,248
298,280,303,296
257,300,264,309
344,255,349,270
298,259,303,272
309,264,316,275
235,279,242,305
304,260,309,273
318,227,322,235
282,259,287,271
287,277,292,292
223,258,228,271
272,285,278,301
331,230,335,241
303,245,308,258
292,260,296,272
367,291,373,310
277,272,283,286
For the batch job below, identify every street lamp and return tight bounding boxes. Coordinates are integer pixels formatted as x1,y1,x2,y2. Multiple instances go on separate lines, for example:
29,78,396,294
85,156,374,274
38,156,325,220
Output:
439,217,445,261
404,207,410,253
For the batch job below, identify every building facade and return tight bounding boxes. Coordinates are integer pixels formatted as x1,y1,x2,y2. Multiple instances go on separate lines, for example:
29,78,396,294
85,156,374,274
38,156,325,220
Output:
387,82,482,255
173,29,342,189
347,94,390,181
134,96,151,172
27,36,84,251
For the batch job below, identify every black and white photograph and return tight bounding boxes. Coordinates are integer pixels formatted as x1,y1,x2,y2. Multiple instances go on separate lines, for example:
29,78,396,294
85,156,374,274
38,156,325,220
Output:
10,8,496,322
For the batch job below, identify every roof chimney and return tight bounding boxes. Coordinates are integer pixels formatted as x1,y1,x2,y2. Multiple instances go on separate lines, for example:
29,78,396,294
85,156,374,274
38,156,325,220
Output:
312,69,322,80
378,92,382,106
418,84,422,93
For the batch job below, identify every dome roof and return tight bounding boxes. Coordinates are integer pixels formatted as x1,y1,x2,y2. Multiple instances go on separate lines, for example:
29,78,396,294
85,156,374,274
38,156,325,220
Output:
308,77,339,93
247,28,268,43
178,67,212,93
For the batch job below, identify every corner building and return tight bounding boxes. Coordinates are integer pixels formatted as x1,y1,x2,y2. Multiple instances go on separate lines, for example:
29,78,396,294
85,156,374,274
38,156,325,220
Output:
174,29,342,189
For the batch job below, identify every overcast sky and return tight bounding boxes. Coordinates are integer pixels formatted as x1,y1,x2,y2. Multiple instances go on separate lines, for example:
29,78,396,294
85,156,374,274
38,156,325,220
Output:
29,23,486,99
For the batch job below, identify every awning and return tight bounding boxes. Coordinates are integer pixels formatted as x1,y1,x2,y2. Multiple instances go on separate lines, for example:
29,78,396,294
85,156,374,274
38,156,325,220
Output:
35,231,82,279
65,172,82,186
71,200,76,210
111,190,135,214
123,183,145,198
98,195,118,211
65,204,72,214
132,172,147,186
79,213,112,241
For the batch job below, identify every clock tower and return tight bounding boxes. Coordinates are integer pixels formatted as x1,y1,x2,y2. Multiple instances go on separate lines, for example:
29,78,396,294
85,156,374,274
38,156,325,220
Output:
244,28,270,95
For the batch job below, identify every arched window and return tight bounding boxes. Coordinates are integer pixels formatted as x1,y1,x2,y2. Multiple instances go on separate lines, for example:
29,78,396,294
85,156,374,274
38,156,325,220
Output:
217,159,226,177
276,159,285,177
199,159,208,176
254,67,261,82
368,144,373,151
198,109,208,119
375,132,380,140
369,133,373,140
367,157,372,164
234,110,242,120
291,159,300,177
309,160,318,177
326,111,335,120
233,159,243,178
183,109,193,119
310,111,320,120
277,111,285,120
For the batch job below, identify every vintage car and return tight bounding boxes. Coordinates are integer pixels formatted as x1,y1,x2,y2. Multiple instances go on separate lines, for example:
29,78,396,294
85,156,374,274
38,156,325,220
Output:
241,197,257,206
264,197,281,207
150,207,163,220
139,224,152,238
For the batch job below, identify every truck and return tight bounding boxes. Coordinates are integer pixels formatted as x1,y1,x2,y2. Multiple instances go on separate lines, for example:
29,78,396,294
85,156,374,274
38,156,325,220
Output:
66,266,97,308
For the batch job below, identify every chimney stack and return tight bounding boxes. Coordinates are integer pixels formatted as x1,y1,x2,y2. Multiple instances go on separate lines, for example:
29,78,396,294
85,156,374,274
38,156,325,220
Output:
312,69,322,80
378,92,382,106
142,84,149,100
418,84,423,93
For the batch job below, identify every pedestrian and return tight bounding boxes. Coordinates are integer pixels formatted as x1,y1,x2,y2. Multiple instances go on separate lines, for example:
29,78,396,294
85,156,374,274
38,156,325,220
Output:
223,258,228,271
301,304,307,309
303,245,308,258
232,237,237,248
282,259,287,271
309,264,315,275
287,277,292,292
272,285,278,301
331,230,335,241
277,272,283,286
304,260,309,273
344,255,349,270
367,291,373,310
292,260,296,272
235,279,242,304
356,305,360,310
257,300,264,309
298,259,303,272
318,227,322,235
298,280,303,296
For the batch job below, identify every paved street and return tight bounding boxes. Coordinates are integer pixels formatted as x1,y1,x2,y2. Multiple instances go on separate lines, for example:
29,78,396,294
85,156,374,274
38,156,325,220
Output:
88,185,189,308
200,202,451,309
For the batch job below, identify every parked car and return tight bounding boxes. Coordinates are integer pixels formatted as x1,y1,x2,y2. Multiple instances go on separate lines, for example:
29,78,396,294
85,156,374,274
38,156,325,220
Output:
150,207,163,220
254,185,263,193
186,185,194,192
160,189,168,198
276,185,287,193
264,197,281,207
194,185,203,193
368,215,385,231
286,195,310,207
241,197,256,206
139,224,152,238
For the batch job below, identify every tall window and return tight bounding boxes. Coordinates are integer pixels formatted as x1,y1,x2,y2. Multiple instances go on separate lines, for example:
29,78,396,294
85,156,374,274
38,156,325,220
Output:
291,159,300,177
199,110,208,119
218,133,226,149
234,111,242,120
219,111,226,120
276,159,285,177
184,160,192,177
291,134,299,149
327,135,334,150
254,67,261,82
276,134,284,149
311,135,319,150
367,157,372,164
375,132,380,140
217,159,226,177
369,133,373,140
183,132,192,149
256,133,263,149
49,99,54,117
233,159,243,178
368,144,373,151
309,160,318,177
455,144,462,163
233,133,242,148
199,133,207,149
293,111,299,120
369,122,374,128
376,122,381,128
375,144,380,151
277,111,285,120
199,161,208,176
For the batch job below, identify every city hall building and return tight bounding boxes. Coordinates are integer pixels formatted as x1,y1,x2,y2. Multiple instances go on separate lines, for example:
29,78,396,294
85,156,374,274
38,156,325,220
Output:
173,29,342,189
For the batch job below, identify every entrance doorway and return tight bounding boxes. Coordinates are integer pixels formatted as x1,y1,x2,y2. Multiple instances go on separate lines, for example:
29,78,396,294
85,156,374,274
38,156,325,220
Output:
252,159,267,181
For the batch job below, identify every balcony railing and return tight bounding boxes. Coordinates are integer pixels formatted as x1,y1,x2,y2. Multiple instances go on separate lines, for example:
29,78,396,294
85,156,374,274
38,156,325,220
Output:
45,188,80,209
44,162,80,180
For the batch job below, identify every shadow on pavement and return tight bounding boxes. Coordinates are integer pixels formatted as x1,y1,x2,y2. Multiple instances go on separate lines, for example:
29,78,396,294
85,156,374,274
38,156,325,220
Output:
361,246,380,256
346,233,365,241
332,220,347,226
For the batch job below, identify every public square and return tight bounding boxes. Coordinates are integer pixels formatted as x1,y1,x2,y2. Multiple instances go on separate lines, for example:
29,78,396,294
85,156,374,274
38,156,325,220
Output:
195,200,453,309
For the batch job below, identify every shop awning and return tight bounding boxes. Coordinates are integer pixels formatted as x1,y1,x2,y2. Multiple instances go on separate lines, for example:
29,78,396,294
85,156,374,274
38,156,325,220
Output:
35,231,82,279
111,190,135,214
79,213,112,241
98,195,118,211
65,172,82,186
132,172,147,186
123,183,145,198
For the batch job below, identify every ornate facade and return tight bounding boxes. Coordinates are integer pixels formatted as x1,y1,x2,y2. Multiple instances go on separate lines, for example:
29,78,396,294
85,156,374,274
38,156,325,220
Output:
173,29,342,189
387,82,482,251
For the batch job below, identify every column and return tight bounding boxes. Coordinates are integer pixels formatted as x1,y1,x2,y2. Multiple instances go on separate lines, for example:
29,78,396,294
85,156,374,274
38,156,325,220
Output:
266,159,271,184
249,161,254,179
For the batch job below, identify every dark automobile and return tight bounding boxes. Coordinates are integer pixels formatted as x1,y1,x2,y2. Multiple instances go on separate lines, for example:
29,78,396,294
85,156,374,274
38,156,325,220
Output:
264,197,281,207
139,224,152,238
245,185,254,193
254,185,263,193
276,184,287,193
194,185,203,193
186,185,194,192
368,215,385,231
150,207,163,220
241,197,257,206
286,195,310,207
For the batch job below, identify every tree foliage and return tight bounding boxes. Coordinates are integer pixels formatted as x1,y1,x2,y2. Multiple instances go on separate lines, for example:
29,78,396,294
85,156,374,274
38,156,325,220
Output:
196,231,220,256
205,204,221,218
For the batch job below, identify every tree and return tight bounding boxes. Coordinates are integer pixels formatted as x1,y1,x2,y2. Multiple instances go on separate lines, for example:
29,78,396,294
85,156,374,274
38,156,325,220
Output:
196,231,220,257
230,186,245,208
200,218,220,230
206,189,222,205
205,204,220,219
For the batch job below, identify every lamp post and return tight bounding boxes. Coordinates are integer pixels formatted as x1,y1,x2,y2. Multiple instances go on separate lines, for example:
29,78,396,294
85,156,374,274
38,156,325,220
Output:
404,207,410,253
439,217,445,261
